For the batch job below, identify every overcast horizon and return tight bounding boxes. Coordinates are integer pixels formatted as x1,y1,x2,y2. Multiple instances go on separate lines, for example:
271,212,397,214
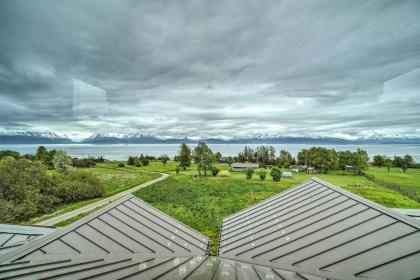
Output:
1,0,420,140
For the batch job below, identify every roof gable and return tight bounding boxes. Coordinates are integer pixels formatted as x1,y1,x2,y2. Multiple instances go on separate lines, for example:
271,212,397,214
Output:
0,195,210,264
218,177,420,280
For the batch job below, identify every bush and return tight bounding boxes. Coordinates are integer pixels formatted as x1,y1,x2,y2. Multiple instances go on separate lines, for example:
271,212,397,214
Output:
0,159,59,222
211,166,220,176
53,170,105,203
140,157,150,166
0,158,105,223
256,168,267,181
217,170,231,177
117,162,125,168
270,166,282,181
245,168,254,179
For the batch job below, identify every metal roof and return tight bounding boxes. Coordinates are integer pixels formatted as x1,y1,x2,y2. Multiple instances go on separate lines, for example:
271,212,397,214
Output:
391,208,420,221
0,195,210,264
231,163,259,168
218,177,420,280
1,178,419,279
0,255,329,279
0,224,55,256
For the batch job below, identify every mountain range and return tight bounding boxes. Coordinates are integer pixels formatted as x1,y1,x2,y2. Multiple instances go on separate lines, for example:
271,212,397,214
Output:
1,132,420,145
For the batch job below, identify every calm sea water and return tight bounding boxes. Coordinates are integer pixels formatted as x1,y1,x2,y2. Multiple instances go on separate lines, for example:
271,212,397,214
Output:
1,144,420,162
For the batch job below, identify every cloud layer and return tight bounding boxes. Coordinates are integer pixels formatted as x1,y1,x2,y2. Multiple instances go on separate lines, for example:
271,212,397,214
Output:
1,0,420,139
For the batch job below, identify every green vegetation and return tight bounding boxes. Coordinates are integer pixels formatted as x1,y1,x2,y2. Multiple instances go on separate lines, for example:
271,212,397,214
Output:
0,157,105,223
365,166,420,202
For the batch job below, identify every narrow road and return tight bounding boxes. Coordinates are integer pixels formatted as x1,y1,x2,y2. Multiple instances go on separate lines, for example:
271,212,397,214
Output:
35,172,169,227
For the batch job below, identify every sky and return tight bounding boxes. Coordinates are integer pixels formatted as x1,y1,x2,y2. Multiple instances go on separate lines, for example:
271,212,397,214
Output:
0,0,420,140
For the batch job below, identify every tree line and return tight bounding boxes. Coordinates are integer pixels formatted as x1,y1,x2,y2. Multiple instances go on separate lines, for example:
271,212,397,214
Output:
372,154,415,173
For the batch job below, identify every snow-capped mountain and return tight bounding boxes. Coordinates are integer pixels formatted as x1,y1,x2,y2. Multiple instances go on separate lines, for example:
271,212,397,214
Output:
0,131,73,144
1,131,420,145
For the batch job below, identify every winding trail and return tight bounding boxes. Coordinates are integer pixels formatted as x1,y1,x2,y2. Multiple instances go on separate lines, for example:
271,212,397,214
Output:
35,171,169,227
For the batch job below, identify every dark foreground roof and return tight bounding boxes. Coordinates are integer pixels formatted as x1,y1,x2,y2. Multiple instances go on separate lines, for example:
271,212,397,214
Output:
0,224,55,257
219,177,420,280
1,178,419,279
0,195,210,264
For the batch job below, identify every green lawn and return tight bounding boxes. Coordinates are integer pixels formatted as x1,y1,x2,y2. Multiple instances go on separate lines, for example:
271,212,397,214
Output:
134,162,420,255
26,166,160,224
365,166,420,202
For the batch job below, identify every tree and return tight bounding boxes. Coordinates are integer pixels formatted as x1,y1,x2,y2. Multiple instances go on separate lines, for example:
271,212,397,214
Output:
35,146,48,160
385,158,392,172
214,152,222,163
351,149,369,174
278,150,292,168
270,166,282,182
140,157,150,166
178,143,192,170
373,155,386,168
53,151,72,173
193,141,215,175
226,157,234,166
338,150,353,174
160,154,169,166
127,156,136,165
393,156,403,168
245,168,254,179
401,154,414,173
256,168,267,181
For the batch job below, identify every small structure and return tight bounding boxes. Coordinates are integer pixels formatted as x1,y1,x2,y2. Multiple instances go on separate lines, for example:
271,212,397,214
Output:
282,171,293,178
345,165,355,172
230,162,259,172
306,166,317,173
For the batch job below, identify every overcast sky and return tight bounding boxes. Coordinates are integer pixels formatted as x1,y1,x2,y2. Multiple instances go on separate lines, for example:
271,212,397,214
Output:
1,0,420,140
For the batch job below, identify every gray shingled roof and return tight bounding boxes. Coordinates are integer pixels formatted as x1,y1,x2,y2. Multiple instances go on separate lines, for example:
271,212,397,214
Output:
218,177,420,280
0,224,55,256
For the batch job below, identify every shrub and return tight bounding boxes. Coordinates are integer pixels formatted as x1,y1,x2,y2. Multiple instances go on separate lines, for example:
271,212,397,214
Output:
140,157,150,166
256,168,267,181
0,159,59,222
217,170,230,177
211,166,220,176
245,168,254,179
53,151,72,173
53,170,105,203
117,162,125,168
270,166,282,181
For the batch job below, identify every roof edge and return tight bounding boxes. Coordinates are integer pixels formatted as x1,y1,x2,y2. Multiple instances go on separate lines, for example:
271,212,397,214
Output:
310,177,420,229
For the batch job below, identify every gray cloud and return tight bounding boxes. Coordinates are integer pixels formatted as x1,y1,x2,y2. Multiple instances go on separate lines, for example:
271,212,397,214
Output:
0,0,420,139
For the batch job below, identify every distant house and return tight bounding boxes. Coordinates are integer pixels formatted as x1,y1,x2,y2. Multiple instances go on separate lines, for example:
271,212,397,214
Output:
282,171,293,178
231,162,259,172
306,167,317,173
345,165,355,172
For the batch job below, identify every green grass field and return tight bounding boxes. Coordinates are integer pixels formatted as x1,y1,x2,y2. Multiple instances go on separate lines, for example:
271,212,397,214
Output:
134,161,420,254
365,166,420,201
